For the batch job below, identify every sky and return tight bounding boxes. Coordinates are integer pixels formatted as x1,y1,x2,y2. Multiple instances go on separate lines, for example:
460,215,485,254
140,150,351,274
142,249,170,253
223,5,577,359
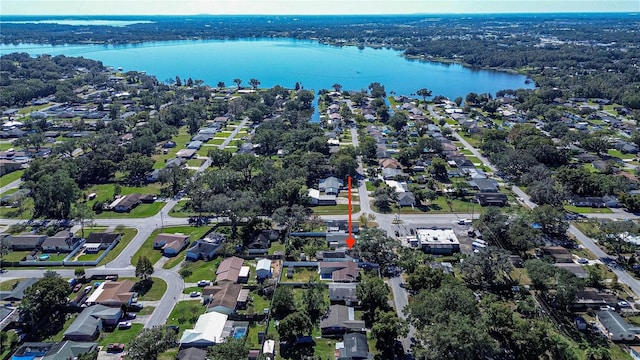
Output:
1,0,639,15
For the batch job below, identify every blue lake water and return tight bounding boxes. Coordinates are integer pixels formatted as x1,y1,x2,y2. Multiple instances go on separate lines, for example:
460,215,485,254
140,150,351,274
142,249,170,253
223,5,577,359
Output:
0,38,534,99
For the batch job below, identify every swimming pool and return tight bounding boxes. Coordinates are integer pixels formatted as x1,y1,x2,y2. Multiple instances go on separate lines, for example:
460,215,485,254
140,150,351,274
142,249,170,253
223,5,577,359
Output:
233,327,247,339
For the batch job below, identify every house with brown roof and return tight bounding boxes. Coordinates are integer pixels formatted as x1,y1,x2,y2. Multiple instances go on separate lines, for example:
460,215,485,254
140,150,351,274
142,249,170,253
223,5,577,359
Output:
215,256,244,284
153,233,190,256
205,283,242,315
108,194,141,212
319,262,360,282
378,158,402,170
41,231,82,253
86,280,136,307
542,246,573,263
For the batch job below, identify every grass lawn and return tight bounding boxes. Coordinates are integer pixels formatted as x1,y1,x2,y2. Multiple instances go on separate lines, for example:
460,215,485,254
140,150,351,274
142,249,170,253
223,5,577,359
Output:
246,323,266,349
182,258,222,283
0,187,20,196
365,181,378,191
281,268,319,283
158,349,179,360
210,138,225,145
84,183,162,205
2,251,30,262
162,254,185,269
98,324,144,346
0,170,24,185
268,241,285,255
183,286,201,294
607,149,637,160
138,306,155,316
44,312,78,342
0,278,23,290
458,133,482,148
564,205,613,214
132,226,211,267
168,200,197,218
95,202,165,219
312,204,360,215
97,227,137,265
18,103,51,114
166,301,205,335
137,277,168,301
0,141,15,151
572,221,601,238
187,159,204,167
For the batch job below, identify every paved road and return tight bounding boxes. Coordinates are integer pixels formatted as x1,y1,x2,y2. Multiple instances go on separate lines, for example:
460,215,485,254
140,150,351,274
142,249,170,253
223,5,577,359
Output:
388,276,415,353
0,179,22,195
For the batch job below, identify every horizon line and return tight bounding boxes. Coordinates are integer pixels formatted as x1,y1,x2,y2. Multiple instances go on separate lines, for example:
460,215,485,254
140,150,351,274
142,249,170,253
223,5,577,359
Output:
1,11,638,16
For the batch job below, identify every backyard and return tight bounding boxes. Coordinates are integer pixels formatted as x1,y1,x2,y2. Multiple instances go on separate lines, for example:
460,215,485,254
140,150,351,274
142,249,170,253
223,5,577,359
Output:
132,226,212,266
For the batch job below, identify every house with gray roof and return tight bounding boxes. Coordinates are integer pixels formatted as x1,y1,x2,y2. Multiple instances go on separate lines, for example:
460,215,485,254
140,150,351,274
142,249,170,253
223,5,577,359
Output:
320,305,366,336
469,178,499,193
337,333,373,360
596,310,639,341
329,283,359,306
319,176,344,195
63,305,122,342
7,234,46,250
0,277,38,302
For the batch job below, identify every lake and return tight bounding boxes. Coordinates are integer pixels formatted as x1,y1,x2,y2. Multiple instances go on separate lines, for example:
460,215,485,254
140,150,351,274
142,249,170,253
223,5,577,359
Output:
0,38,533,99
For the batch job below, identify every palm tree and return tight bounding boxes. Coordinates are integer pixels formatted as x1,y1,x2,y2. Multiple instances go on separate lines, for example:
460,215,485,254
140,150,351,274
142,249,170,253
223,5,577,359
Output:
332,83,342,92
233,78,242,89
217,81,225,88
417,88,432,101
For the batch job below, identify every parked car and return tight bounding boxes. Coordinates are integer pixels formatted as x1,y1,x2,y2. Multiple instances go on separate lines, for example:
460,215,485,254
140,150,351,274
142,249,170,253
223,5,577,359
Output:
118,321,132,329
577,258,589,264
197,280,211,287
618,300,630,308
129,303,144,311
190,291,201,298
106,343,125,352
126,313,137,320
73,284,82,292
93,282,102,288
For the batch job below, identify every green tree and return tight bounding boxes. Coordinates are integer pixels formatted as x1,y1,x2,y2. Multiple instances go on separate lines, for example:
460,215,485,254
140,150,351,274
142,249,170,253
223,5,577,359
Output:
158,165,189,197
128,326,177,360
249,78,261,90
356,274,390,323
207,148,233,167
406,265,444,292
429,158,448,180
301,282,327,323
459,247,511,289
524,259,556,290
122,153,155,185
371,310,408,353
135,256,154,280
74,267,85,278
271,286,294,320
529,205,569,239
207,338,247,360
416,88,432,101
72,202,95,239
30,169,80,219
356,228,400,271
277,312,313,343
19,274,71,328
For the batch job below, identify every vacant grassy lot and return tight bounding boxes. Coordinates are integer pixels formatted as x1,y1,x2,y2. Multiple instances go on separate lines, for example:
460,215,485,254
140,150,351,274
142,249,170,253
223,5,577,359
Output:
166,301,205,336
0,278,23,290
137,277,168,301
132,226,211,266
312,204,360,215
564,205,613,214
99,324,144,346
0,170,24,186
95,202,165,219
181,258,222,283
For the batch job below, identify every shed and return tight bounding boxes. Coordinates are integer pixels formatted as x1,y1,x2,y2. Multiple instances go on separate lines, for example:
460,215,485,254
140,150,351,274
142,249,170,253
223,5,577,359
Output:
256,259,272,279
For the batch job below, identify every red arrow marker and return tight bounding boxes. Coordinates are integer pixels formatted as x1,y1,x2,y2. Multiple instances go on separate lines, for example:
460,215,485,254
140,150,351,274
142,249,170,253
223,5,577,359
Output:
346,176,356,249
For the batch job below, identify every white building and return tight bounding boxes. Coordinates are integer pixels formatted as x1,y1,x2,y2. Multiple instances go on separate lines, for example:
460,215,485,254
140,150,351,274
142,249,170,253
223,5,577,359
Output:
415,228,460,255
256,259,272,279
179,312,230,347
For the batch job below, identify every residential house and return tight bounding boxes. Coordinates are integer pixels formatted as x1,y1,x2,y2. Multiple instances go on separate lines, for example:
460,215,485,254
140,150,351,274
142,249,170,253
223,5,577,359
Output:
205,283,242,315
319,176,344,195
0,277,38,302
555,263,587,278
153,233,190,256
327,220,359,234
176,149,197,159
569,196,619,208
247,230,278,250
596,310,638,341
397,192,416,207
262,339,276,360
179,311,231,348
216,256,244,284
176,347,207,360
185,234,224,261
63,305,122,341
631,346,640,360
308,189,337,206
379,158,402,170
187,141,203,150
320,305,366,336
13,342,98,360
336,333,373,360
7,234,46,250
469,178,499,193
317,250,355,262
329,283,359,306
84,232,121,253
108,194,141,212
0,159,22,176
319,262,359,282
191,134,212,142
256,259,272,279
573,288,618,311
41,231,82,253
542,246,574,263
381,167,403,180
476,193,508,206
86,280,136,307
